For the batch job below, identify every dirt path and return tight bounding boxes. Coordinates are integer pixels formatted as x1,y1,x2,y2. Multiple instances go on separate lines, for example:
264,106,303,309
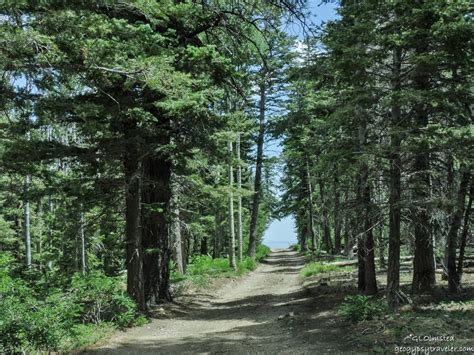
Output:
88,250,352,354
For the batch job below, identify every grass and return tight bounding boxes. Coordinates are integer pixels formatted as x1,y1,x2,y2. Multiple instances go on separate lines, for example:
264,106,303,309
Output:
344,299,474,352
300,261,352,278
171,244,271,288
59,323,116,352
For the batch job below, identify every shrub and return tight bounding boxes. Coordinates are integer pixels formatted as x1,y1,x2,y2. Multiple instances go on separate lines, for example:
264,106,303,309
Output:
256,244,271,261
70,272,137,328
300,262,340,278
338,295,388,323
289,244,300,252
0,254,75,353
238,257,257,273
187,255,230,276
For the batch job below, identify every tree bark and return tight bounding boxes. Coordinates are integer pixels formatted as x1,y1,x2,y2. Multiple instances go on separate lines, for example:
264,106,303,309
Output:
236,133,243,261
142,152,172,304
457,181,473,282
306,160,316,250
387,45,402,306
248,82,266,258
363,179,377,295
319,178,332,253
80,204,86,275
446,169,470,293
24,174,31,269
411,13,436,294
357,113,377,294
334,174,342,253
213,206,222,258
124,126,145,310
170,171,185,274
228,140,237,271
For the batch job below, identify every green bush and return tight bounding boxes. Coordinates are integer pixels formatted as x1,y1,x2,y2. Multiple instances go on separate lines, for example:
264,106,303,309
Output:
256,244,271,261
70,272,137,328
289,244,300,252
338,295,388,323
187,255,230,276
0,254,75,353
238,256,257,273
0,255,140,353
300,262,341,278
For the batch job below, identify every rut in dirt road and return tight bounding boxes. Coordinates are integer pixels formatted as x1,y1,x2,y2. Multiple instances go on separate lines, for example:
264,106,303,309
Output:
89,250,351,354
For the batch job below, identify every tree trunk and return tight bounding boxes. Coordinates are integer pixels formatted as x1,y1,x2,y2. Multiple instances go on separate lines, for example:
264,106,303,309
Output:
124,125,145,310
446,169,470,293
357,113,377,294
387,45,402,306
411,16,436,294
300,222,308,253
228,140,237,271
306,160,316,250
80,204,86,275
213,206,222,258
142,152,172,304
248,82,266,258
334,174,342,253
170,171,185,274
357,231,366,292
236,133,243,261
319,178,332,253
363,179,377,295
24,174,31,269
457,181,473,282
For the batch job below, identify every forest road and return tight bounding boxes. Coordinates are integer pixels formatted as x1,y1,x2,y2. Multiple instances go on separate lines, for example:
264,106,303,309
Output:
88,249,351,354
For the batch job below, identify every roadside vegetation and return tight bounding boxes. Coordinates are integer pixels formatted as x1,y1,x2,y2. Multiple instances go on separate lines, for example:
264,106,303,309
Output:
171,245,271,288
300,261,353,278
0,253,146,353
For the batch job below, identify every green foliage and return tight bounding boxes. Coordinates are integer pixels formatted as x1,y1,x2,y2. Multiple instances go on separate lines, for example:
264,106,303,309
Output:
255,244,271,261
300,262,347,278
289,244,300,252
171,248,270,288
0,255,140,352
70,272,137,328
338,295,388,323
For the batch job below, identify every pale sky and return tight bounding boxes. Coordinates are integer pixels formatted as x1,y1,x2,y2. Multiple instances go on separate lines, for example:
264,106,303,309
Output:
262,1,338,248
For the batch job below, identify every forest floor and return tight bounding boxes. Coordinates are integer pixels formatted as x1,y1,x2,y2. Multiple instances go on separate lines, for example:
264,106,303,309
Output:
85,249,474,354
85,249,354,354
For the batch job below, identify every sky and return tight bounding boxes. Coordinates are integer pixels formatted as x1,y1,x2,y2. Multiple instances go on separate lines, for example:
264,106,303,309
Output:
262,1,338,249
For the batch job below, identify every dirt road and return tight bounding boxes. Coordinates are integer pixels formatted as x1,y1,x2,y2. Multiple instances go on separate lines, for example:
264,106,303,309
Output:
89,250,351,354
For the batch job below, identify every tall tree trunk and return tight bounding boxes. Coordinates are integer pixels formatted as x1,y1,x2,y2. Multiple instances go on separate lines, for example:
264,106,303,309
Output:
213,206,222,258
363,178,377,295
319,178,332,253
306,161,316,250
357,113,377,294
411,112,436,286
142,152,172,304
443,154,456,275
228,140,237,271
248,82,266,258
387,45,402,306
236,133,243,261
334,173,342,253
411,13,436,294
446,169,470,293
24,174,31,269
300,222,308,253
170,171,185,274
457,181,473,282
80,204,86,275
124,125,145,310
47,196,53,270
378,223,386,269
